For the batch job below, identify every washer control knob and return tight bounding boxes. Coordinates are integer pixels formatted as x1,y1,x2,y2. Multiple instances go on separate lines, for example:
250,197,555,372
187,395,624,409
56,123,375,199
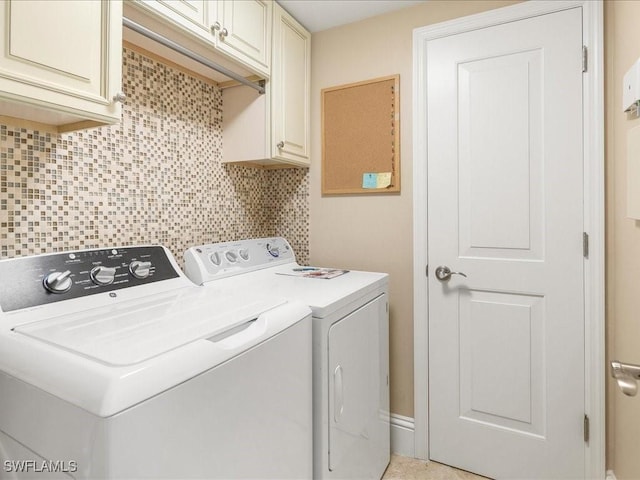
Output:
210,252,222,266
43,270,73,294
225,251,238,263
129,261,152,279
267,244,280,258
239,249,250,261
90,266,117,285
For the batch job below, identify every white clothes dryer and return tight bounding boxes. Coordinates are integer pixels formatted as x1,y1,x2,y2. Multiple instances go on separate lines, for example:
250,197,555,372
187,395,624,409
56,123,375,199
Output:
185,237,390,480
0,245,312,479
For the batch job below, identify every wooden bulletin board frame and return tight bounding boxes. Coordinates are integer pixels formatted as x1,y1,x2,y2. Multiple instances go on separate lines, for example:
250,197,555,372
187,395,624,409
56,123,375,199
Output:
321,75,400,195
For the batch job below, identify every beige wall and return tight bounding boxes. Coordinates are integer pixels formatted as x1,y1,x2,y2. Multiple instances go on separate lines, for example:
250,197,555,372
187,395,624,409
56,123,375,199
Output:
309,0,640,475
309,0,519,418
605,1,640,477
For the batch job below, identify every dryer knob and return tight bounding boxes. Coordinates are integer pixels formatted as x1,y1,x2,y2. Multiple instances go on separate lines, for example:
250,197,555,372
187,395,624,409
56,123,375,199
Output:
225,251,238,263
43,270,73,293
239,249,250,261
90,266,117,285
210,252,222,266
267,244,280,258
129,261,152,279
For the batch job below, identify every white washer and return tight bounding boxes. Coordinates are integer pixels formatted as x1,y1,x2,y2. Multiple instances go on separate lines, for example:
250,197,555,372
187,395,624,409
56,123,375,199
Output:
185,237,390,480
0,245,312,479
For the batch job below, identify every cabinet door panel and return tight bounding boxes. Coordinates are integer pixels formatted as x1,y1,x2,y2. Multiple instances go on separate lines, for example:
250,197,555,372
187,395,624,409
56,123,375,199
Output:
2,0,106,101
271,7,310,165
0,0,122,128
157,0,206,26
139,0,212,38
217,0,271,75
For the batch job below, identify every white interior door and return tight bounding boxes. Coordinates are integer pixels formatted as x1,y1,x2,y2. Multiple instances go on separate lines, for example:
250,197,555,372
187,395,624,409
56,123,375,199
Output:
427,7,585,479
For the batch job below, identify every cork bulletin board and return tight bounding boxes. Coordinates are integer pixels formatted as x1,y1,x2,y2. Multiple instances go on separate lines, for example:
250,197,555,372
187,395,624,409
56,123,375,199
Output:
321,75,400,195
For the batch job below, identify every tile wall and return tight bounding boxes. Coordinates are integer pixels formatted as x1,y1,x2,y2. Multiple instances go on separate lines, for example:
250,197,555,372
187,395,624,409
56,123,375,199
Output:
0,47,309,265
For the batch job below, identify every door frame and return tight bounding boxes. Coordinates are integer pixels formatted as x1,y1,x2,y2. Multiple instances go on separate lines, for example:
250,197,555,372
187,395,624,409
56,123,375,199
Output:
412,1,605,478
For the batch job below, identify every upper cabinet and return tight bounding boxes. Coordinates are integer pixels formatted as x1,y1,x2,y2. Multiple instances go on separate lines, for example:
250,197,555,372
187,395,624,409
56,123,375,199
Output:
133,0,271,77
214,1,271,76
0,0,123,132
222,2,310,168
270,3,311,165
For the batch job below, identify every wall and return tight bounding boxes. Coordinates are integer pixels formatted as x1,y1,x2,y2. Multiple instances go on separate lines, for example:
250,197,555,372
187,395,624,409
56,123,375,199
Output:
605,1,640,478
0,47,309,265
309,0,519,419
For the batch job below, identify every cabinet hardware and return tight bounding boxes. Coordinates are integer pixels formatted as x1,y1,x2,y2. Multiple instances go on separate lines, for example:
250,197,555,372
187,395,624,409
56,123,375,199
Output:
220,27,229,39
277,141,285,149
112,92,126,103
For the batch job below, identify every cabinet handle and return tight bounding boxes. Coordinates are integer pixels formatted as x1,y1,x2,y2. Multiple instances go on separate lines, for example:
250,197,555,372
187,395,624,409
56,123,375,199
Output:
220,27,228,39
277,141,285,149
210,22,221,35
112,92,126,104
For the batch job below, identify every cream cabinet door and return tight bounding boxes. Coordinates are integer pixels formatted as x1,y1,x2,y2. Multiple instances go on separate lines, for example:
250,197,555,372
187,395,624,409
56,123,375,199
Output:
212,0,271,76
137,0,212,37
271,4,310,166
0,0,122,130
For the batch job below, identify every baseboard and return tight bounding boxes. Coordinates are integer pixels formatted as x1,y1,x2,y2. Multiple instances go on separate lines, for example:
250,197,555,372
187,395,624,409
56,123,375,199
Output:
391,414,612,478
390,413,415,457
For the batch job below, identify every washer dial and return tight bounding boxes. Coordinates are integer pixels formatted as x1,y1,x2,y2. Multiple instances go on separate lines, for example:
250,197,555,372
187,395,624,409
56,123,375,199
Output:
43,270,72,294
90,266,117,285
129,261,152,279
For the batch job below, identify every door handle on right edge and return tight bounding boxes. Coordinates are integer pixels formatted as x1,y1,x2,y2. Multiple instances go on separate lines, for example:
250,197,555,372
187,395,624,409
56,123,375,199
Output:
435,266,467,282
611,360,640,396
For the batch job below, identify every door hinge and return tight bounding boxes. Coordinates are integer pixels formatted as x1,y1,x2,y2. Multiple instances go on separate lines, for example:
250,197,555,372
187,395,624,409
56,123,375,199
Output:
426,264,429,277
583,232,589,258
582,45,588,73
584,414,590,443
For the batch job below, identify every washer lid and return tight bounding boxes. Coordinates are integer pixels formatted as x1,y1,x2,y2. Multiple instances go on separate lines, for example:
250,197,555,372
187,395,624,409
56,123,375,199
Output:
13,290,286,366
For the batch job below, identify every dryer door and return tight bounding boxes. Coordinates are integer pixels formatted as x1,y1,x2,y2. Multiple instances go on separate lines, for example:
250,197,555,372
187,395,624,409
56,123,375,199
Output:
328,293,390,478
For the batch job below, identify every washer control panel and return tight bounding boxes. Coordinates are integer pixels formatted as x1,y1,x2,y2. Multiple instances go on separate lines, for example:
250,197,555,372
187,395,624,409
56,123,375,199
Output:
184,237,296,284
0,246,180,312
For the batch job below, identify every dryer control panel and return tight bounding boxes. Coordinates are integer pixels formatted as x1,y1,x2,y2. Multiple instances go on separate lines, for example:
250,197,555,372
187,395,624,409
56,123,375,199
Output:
184,237,296,284
0,246,180,312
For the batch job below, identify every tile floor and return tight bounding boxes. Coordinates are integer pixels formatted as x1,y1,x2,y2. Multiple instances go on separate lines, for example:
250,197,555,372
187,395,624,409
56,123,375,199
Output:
382,455,491,480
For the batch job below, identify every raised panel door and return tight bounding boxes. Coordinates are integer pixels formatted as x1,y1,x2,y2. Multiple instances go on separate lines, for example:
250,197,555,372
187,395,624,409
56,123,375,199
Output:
271,4,310,166
0,0,122,129
427,7,585,479
215,0,271,76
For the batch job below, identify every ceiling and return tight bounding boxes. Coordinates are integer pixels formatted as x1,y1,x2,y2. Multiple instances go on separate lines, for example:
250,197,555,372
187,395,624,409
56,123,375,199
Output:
277,0,427,33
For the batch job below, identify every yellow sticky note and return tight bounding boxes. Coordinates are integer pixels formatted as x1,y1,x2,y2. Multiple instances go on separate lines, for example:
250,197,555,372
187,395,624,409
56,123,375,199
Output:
376,172,392,188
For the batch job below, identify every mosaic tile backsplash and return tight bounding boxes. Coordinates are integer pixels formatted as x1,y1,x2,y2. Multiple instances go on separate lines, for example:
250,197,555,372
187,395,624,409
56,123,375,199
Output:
0,47,309,265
